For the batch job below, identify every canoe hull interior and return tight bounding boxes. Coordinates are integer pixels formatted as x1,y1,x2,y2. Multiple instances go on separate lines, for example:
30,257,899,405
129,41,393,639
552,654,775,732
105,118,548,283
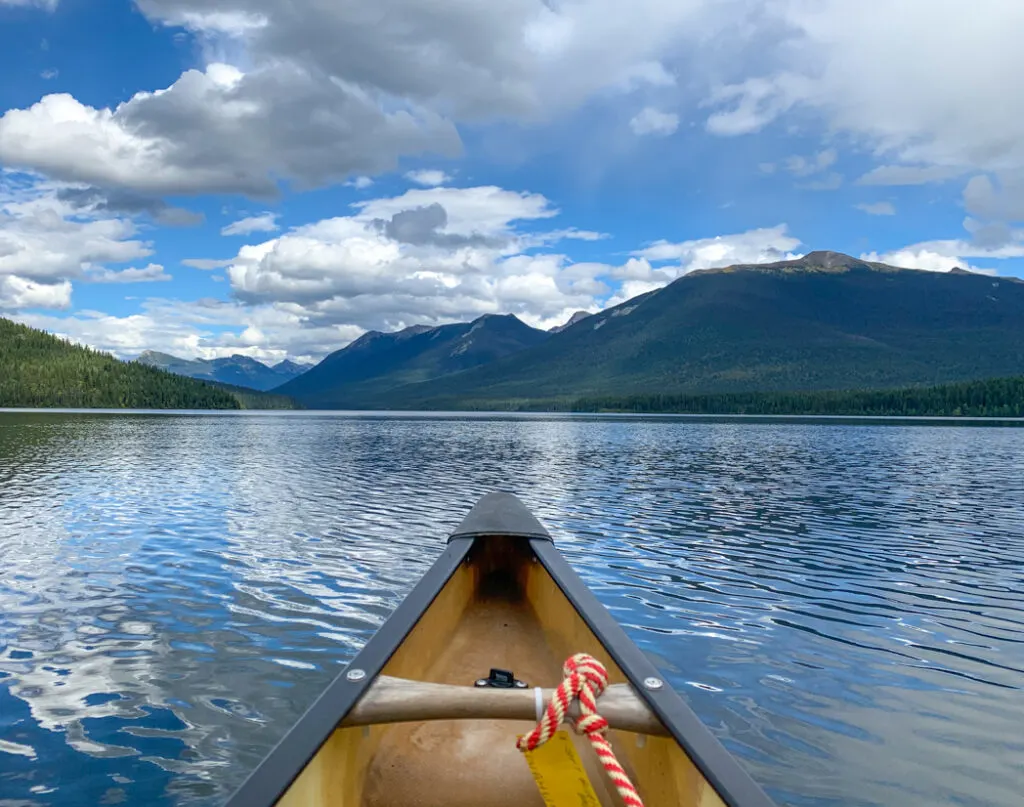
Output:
274,537,726,807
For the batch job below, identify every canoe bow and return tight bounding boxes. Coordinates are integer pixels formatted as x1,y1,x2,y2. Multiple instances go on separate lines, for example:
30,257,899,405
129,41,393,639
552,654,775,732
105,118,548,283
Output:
225,492,777,807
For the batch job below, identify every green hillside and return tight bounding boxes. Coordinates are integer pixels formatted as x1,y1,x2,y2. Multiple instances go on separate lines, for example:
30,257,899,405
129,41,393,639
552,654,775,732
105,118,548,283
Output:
367,252,1024,409
276,313,548,408
0,317,240,409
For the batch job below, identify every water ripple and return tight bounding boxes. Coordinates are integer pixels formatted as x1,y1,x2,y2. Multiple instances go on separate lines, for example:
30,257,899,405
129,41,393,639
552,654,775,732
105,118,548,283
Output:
1,413,1024,806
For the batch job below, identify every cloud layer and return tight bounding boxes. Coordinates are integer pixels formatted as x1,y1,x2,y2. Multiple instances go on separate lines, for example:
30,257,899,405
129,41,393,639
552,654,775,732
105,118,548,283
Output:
4,0,1024,363
0,174,158,310
16,300,364,364
0,0,727,197
4,0,1024,246
0,67,461,196
222,185,604,333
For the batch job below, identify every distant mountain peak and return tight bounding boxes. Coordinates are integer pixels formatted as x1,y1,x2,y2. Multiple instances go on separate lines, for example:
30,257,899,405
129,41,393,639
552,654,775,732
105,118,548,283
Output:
549,311,591,333
213,354,265,369
348,330,384,349
690,250,900,279
471,312,522,325
798,250,872,270
274,359,311,372
348,324,437,349
463,313,536,337
397,324,434,337
137,349,308,391
688,251,1011,281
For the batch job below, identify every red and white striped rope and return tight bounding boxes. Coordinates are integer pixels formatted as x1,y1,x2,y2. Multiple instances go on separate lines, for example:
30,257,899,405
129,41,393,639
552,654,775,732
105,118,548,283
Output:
517,653,645,807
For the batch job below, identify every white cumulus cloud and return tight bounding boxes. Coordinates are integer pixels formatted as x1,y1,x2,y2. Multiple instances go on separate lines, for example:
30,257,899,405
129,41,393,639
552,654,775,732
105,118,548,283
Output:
598,225,805,307
221,212,279,236
703,1,1024,203
633,224,803,272
221,185,607,333
4,0,1024,217
15,301,364,365
0,65,461,196
0,0,741,197
354,185,559,240
83,263,172,283
136,0,717,120
0,174,154,309
862,239,1024,275
405,169,452,187
0,276,71,310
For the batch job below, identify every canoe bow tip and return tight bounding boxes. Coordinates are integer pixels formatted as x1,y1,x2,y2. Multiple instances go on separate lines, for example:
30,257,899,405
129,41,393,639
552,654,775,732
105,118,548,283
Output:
448,491,553,543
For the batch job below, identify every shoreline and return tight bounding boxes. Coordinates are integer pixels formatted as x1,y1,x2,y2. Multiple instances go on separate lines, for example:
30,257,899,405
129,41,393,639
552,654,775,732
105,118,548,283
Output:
3,407,1024,424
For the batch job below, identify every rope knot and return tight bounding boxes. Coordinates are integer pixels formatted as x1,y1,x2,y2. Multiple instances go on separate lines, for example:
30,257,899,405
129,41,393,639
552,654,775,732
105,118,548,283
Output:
564,653,610,738
564,652,609,697
574,713,609,736
516,652,644,806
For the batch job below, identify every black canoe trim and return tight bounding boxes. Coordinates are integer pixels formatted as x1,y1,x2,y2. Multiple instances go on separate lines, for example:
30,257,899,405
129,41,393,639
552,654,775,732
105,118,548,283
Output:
532,538,777,807
448,491,552,543
224,538,474,807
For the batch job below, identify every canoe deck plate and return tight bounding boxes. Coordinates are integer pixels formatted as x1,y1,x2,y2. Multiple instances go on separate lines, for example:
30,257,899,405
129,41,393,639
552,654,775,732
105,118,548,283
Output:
473,668,529,688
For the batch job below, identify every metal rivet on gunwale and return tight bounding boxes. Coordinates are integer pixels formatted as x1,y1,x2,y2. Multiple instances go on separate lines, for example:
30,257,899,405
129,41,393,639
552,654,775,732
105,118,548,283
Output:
346,668,366,682
643,677,663,691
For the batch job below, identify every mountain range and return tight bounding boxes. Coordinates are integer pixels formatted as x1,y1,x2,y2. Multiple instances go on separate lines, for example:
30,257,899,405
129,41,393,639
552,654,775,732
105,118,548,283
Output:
272,251,1024,409
137,351,310,391
6,250,1023,412
276,313,549,408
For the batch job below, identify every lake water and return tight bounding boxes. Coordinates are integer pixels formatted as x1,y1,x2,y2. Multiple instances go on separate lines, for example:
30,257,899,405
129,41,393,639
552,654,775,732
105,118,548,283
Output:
1,412,1023,807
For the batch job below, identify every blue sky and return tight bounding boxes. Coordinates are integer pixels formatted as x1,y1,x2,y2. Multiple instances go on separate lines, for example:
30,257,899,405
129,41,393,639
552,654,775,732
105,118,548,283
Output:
1,0,1023,363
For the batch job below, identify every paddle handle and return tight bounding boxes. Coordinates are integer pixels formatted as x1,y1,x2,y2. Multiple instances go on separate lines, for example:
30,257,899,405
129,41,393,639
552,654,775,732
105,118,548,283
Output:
340,675,669,736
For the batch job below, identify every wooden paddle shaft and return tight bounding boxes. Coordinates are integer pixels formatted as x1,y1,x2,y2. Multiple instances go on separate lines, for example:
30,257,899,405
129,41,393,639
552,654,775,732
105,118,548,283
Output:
341,675,670,736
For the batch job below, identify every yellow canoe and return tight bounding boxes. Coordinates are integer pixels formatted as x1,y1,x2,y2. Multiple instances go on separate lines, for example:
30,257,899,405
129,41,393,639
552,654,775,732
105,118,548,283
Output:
226,493,775,807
